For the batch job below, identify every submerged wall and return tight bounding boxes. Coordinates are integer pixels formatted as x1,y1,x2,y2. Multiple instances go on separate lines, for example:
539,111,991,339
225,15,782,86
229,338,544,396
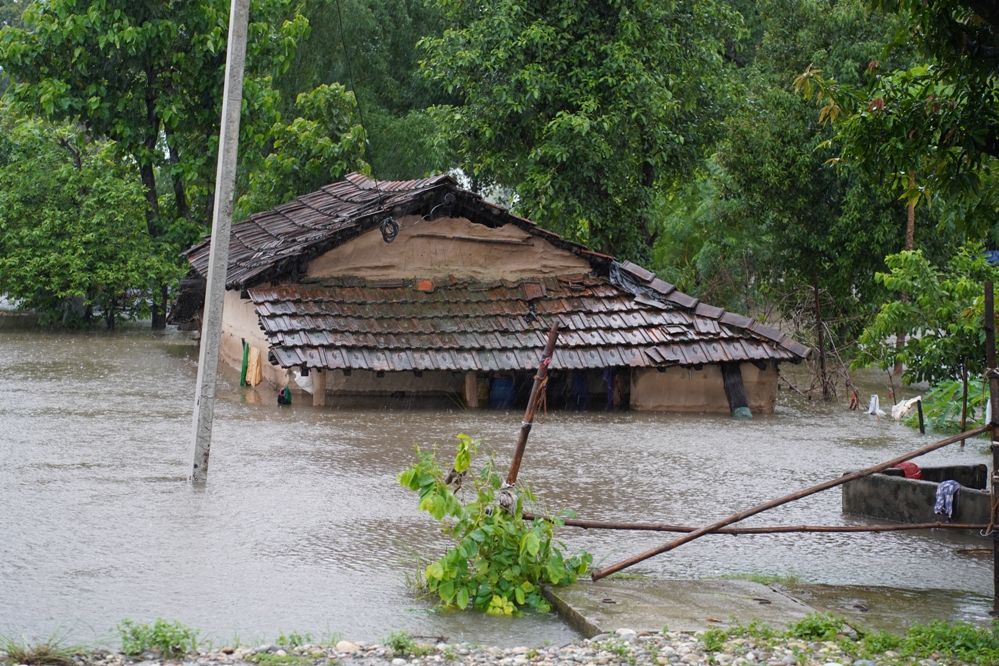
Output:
630,363,778,414
306,215,592,281
220,287,293,389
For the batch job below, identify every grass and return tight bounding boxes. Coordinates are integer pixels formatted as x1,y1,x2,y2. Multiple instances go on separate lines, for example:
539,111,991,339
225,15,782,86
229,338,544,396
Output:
0,633,87,666
383,631,433,657
709,613,999,666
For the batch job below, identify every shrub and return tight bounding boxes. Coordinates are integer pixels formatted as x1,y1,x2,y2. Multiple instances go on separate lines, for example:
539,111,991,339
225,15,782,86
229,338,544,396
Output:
787,613,844,641
0,633,84,666
117,619,199,658
398,434,591,615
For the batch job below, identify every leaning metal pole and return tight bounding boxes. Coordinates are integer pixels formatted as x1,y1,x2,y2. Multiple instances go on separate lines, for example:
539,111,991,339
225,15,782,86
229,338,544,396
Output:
590,424,989,580
985,281,999,614
505,324,560,487
189,0,250,484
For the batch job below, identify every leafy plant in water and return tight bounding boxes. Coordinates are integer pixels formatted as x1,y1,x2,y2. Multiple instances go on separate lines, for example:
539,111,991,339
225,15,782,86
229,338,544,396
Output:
902,378,988,434
117,619,199,658
399,434,591,615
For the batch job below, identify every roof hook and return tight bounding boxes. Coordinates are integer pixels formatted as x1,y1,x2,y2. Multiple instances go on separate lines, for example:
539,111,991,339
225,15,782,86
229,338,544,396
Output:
380,216,399,243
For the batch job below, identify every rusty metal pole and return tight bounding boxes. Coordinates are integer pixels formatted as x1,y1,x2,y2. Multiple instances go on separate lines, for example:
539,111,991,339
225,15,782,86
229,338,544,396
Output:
505,324,559,487
590,424,989,580
985,281,999,615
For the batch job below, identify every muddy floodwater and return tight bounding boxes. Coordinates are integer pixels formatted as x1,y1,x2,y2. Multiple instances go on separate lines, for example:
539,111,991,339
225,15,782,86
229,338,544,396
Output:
0,326,994,645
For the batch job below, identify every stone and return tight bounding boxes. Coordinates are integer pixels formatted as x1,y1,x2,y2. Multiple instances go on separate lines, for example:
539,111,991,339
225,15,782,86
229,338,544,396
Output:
591,635,611,642
335,641,361,653
716,655,734,665
392,659,407,666
680,655,701,664
616,629,637,637
883,652,899,658
781,655,797,664
220,649,234,656
274,651,286,657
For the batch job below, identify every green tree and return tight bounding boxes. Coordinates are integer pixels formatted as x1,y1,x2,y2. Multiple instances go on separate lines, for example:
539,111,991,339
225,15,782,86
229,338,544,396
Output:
652,0,962,397
235,83,368,218
0,110,181,328
794,0,999,241
276,0,450,180
0,0,308,325
420,0,740,259
854,244,999,384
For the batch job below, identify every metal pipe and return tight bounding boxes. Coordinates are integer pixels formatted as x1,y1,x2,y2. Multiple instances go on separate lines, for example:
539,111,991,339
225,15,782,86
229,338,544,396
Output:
590,424,990,580
505,324,559,487
522,513,986,534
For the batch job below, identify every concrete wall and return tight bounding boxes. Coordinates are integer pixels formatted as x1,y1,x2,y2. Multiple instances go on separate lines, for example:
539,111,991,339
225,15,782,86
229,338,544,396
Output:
630,363,778,414
842,471,991,525
220,287,293,389
306,215,592,281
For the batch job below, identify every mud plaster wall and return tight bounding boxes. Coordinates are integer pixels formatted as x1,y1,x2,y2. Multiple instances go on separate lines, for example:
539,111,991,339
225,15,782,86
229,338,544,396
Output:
630,363,778,414
316,369,464,395
220,287,293,389
306,215,593,281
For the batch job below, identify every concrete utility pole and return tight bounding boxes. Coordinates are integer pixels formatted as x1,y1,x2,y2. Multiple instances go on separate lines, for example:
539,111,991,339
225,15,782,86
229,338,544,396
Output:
189,0,250,484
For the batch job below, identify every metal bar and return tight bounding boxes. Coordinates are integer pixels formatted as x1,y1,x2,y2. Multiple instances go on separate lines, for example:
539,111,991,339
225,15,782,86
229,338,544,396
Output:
189,0,250,485
522,513,986,534
985,281,999,615
590,424,990,580
917,398,925,434
505,324,559,487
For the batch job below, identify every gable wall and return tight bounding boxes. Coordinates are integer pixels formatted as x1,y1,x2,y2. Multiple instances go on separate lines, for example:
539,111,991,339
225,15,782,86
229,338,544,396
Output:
306,215,592,281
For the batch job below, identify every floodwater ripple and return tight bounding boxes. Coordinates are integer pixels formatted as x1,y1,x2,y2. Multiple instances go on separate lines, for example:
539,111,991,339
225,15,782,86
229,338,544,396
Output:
0,327,992,645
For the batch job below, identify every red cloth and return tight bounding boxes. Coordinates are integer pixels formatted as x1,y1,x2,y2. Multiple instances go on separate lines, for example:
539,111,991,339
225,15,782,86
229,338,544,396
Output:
893,462,923,479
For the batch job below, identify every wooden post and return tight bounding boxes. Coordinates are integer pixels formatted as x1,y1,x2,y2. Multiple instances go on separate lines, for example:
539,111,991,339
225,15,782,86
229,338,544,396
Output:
465,371,479,409
506,324,559,487
313,369,326,406
189,0,249,484
917,398,925,434
984,281,999,615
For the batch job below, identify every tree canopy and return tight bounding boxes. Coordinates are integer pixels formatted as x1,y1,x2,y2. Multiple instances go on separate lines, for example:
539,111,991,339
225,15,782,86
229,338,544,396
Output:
420,0,740,259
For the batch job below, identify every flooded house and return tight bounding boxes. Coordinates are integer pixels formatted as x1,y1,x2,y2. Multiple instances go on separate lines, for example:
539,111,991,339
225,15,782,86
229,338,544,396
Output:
172,173,809,413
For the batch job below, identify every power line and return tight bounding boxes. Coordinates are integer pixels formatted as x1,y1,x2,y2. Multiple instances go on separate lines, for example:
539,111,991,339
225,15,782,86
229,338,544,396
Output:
333,0,366,133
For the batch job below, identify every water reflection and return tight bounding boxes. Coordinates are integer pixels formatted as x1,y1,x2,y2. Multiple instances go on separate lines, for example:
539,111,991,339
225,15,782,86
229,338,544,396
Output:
0,326,993,646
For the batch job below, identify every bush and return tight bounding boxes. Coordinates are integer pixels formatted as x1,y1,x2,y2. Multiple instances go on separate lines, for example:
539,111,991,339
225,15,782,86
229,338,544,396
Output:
117,619,199,658
398,434,591,615
787,613,845,641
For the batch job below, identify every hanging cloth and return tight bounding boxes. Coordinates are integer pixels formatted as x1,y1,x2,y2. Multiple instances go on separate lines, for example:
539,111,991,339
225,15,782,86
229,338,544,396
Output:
246,345,264,386
934,480,961,522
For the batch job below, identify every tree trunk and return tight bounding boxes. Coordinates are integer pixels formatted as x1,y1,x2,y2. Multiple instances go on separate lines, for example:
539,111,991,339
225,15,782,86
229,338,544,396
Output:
166,131,189,220
151,283,168,330
139,162,161,237
813,273,831,400
205,188,215,227
894,171,916,375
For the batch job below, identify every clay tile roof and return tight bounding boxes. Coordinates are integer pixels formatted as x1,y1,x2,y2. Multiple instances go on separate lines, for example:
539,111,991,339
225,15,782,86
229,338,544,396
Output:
182,173,810,365
250,274,807,372
183,172,600,290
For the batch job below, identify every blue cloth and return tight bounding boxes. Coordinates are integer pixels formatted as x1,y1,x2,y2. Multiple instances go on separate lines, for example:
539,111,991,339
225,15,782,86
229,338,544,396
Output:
934,480,961,522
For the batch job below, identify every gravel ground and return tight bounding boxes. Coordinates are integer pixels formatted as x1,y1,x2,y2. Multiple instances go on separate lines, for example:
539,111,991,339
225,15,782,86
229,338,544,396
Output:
54,627,974,666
